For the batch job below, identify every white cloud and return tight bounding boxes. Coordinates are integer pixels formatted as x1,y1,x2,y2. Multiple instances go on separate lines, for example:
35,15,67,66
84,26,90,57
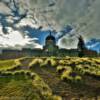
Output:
0,27,42,49
6,16,14,24
0,0,43,49
57,35,78,49
16,16,38,28
0,2,11,14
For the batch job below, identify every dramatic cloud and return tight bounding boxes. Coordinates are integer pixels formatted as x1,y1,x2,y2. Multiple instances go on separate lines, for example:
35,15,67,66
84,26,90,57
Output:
0,2,11,14
0,0,100,51
0,0,42,49
0,26,42,49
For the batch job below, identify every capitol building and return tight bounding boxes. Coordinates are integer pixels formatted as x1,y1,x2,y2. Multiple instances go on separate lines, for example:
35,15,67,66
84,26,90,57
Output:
0,32,97,59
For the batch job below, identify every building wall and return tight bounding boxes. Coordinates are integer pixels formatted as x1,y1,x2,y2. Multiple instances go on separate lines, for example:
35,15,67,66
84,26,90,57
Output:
0,48,98,60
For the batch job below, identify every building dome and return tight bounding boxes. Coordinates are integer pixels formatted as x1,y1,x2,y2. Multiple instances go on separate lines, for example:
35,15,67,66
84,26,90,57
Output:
46,35,55,41
45,31,56,45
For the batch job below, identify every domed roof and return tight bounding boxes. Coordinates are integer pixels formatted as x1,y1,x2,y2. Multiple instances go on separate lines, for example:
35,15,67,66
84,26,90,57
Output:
46,35,55,41
46,31,55,40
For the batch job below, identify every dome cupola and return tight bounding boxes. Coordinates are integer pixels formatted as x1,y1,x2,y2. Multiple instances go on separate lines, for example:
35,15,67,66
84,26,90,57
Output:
45,31,56,44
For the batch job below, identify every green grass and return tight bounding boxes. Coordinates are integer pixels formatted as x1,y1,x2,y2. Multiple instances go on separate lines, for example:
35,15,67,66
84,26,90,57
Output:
29,58,44,67
0,57,100,99
0,60,17,71
0,71,62,100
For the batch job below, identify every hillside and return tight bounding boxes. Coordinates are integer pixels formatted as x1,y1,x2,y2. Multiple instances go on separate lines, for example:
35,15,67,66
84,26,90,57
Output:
0,57,100,100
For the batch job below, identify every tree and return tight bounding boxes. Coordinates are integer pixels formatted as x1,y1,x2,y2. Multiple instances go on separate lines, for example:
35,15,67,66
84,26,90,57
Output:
77,35,86,57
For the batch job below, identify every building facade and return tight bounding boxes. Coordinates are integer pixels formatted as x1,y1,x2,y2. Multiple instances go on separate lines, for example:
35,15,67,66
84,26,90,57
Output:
0,33,98,59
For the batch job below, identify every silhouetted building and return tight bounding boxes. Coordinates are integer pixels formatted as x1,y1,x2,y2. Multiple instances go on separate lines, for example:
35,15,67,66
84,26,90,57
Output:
0,32,98,59
43,31,59,56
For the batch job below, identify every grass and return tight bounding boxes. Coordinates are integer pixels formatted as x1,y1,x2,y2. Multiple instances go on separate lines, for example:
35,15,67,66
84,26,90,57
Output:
29,58,43,68
0,57,100,99
0,70,62,100
40,58,57,67
0,60,16,71
0,59,22,71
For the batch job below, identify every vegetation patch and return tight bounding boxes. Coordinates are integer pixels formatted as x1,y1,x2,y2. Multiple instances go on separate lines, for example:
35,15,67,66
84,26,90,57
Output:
0,57,100,99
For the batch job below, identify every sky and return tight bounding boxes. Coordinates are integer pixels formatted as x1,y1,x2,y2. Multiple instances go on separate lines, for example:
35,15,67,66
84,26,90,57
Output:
0,0,100,52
